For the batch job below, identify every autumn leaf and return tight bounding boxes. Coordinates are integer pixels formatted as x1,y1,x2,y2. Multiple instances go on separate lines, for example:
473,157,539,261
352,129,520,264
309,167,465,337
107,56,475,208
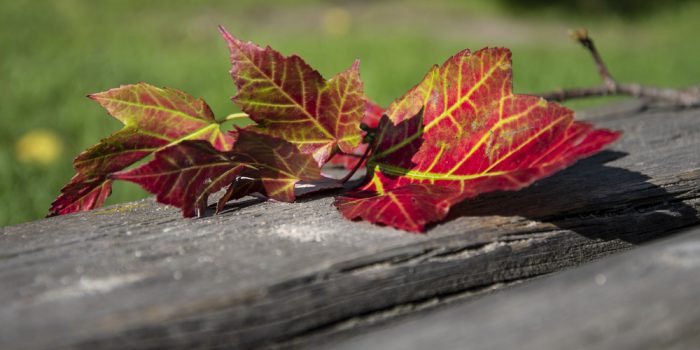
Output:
112,129,321,216
50,29,622,234
232,128,322,201
327,99,384,170
48,176,114,216
336,183,471,232
219,26,365,165
361,99,384,129
216,169,344,214
335,48,620,232
111,141,253,217
49,83,235,216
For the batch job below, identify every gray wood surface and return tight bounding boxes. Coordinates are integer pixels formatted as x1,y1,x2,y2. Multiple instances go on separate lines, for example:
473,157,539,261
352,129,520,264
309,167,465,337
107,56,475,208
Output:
1,101,699,349
330,224,700,350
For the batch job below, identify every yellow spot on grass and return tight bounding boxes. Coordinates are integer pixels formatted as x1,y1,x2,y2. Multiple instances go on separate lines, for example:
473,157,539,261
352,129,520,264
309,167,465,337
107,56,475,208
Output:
321,7,351,36
15,129,63,166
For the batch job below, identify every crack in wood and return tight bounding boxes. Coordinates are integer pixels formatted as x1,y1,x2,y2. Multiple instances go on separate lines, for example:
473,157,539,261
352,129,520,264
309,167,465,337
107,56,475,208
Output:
268,279,529,350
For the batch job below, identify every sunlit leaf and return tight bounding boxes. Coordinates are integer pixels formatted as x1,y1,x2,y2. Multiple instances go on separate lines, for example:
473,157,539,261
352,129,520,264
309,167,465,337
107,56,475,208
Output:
335,48,620,232
220,26,365,165
49,83,235,216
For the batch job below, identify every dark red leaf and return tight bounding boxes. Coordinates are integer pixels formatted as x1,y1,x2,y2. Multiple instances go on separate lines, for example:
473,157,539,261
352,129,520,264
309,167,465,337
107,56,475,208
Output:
232,128,322,202
48,176,113,216
111,141,252,217
113,129,322,216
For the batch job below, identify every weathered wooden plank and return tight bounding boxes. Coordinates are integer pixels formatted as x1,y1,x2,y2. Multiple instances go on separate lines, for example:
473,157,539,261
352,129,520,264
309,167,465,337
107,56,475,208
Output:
330,225,700,350
1,102,699,349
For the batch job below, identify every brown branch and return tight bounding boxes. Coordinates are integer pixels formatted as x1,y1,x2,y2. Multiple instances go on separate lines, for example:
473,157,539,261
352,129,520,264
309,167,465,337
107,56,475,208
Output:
537,29,700,108
572,29,616,90
540,84,700,107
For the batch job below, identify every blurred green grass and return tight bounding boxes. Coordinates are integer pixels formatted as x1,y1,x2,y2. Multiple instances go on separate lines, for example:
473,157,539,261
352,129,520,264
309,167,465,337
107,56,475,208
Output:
2,0,699,226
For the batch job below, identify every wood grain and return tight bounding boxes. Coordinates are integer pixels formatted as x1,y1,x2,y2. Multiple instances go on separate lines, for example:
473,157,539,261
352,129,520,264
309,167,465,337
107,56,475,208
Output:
1,102,699,349
330,225,700,350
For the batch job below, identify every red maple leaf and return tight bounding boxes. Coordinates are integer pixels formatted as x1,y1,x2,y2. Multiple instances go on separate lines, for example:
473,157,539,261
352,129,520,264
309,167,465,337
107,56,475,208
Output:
231,128,322,202
112,129,321,216
49,83,235,216
111,141,253,217
335,48,620,232
220,26,365,166
49,30,622,235
327,99,384,170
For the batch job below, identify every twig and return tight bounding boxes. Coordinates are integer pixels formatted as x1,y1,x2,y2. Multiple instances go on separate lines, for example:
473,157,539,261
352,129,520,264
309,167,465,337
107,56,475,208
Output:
540,84,700,106
573,29,616,91
537,29,700,107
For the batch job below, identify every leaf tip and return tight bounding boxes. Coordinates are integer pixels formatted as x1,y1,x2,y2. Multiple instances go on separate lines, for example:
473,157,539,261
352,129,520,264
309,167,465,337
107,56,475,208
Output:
86,92,103,101
217,24,229,36
218,25,237,44
608,129,624,142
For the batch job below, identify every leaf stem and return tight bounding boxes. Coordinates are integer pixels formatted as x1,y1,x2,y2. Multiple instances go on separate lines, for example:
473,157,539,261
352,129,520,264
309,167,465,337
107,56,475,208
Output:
536,29,700,107
340,145,372,184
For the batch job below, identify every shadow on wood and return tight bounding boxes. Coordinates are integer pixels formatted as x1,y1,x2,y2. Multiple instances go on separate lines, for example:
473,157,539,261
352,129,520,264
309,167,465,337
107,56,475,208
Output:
445,150,699,244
